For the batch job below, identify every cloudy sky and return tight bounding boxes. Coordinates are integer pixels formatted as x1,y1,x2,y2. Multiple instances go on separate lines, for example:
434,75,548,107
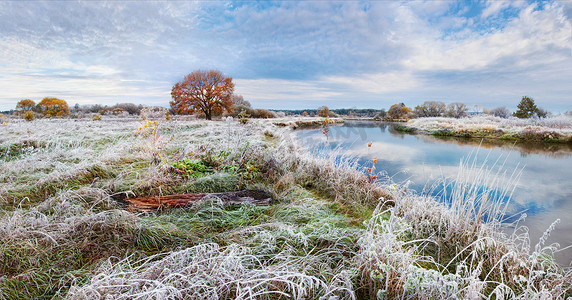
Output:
1,0,571,112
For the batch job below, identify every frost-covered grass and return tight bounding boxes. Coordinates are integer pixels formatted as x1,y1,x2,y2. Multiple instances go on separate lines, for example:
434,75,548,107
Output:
0,116,570,299
405,115,572,143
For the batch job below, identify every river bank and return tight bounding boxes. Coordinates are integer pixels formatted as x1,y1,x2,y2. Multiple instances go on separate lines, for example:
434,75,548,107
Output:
394,115,572,143
0,117,570,298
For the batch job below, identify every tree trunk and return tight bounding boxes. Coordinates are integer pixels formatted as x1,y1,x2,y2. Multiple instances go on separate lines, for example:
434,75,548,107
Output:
119,189,273,212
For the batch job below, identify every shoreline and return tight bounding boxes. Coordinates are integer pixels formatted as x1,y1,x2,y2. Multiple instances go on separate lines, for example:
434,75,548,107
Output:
389,115,572,144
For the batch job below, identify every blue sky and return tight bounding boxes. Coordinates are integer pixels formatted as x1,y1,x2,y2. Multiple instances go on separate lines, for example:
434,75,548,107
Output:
0,0,571,112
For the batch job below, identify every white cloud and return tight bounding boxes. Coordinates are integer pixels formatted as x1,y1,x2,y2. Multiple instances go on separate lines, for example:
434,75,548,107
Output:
324,71,420,94
1,1,572,111
234,78,342,102
481,1,511,19
402,3,572,72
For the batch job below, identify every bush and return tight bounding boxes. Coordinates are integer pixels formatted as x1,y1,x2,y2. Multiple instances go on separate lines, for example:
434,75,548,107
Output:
318,106,330,117
92,115,101,121
228,105,276,119
23,111,34,121
385,103,413,121
490,106,511,118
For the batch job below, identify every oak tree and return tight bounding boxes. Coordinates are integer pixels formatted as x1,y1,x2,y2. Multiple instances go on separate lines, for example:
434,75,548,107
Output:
37,97,70,117
170,70,234,120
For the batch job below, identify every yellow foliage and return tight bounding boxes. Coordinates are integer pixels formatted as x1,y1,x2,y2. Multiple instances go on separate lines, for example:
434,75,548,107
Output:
23,111,34,121
37,97,69,117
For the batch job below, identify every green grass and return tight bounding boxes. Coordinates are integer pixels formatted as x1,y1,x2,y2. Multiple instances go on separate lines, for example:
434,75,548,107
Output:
0,117,570,299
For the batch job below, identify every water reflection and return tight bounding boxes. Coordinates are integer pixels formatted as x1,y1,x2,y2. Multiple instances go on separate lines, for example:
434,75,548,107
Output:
295,121,572,266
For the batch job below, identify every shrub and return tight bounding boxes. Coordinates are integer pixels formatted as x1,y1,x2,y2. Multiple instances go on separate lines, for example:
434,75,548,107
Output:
238,109,250,124
140,106,168,120
318,106,331,117
228,105,276,119
490,106,511,118
92,115,101,121
385,103,413,121
23,111,34,121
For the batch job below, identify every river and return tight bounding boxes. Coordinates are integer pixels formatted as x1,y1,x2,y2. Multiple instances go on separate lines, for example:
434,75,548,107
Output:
295,120,572,266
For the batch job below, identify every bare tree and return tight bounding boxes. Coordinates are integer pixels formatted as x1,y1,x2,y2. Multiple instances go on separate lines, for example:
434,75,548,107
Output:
414,101,446,117
446,102,468,118
490,106,511,118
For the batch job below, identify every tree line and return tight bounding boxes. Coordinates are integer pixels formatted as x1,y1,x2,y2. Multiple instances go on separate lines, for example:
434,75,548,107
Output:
6,69,560,122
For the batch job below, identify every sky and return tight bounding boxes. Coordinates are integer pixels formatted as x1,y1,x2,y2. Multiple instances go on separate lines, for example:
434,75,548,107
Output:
0,0,571,112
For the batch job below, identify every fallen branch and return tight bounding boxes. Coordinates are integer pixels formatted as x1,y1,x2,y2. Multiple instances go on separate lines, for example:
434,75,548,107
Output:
122,189,273,212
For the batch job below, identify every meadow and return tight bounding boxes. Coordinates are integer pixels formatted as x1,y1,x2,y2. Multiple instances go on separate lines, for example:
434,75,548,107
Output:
0,116,570,299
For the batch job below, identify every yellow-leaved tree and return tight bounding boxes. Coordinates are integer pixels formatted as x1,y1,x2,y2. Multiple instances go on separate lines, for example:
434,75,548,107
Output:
37,97,70,117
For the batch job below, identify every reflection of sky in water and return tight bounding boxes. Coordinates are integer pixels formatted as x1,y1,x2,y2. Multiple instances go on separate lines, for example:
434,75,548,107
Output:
295,121,572,266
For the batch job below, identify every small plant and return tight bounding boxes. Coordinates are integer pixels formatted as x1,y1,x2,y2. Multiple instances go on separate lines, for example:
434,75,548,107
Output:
134,120,168,164
92,114,101,121
172,159,214,178
367,157,378,182
238,109,250,124
321,116,335,141
24,111,34,121
165,111,172,121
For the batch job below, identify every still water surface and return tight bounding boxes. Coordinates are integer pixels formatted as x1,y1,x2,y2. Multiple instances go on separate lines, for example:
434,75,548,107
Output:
295,121,572,266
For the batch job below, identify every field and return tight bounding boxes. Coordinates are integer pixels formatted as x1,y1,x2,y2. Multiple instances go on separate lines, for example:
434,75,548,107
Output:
0,116,570,299
402,115,572,143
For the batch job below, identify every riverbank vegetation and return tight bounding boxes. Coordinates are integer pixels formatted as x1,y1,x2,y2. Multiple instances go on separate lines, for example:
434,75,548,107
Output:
0,116,570,299
399,114,572,143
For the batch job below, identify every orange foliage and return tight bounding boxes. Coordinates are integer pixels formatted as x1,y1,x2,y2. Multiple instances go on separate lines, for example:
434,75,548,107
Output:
170,70,234,120
37,97,70,117
16,99,35,111
318,106,330,117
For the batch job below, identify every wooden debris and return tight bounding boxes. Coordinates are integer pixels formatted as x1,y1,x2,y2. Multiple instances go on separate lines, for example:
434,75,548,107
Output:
123,189,273,212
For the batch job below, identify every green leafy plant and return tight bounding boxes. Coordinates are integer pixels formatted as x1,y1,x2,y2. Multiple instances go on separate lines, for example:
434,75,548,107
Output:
172,159,214,178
